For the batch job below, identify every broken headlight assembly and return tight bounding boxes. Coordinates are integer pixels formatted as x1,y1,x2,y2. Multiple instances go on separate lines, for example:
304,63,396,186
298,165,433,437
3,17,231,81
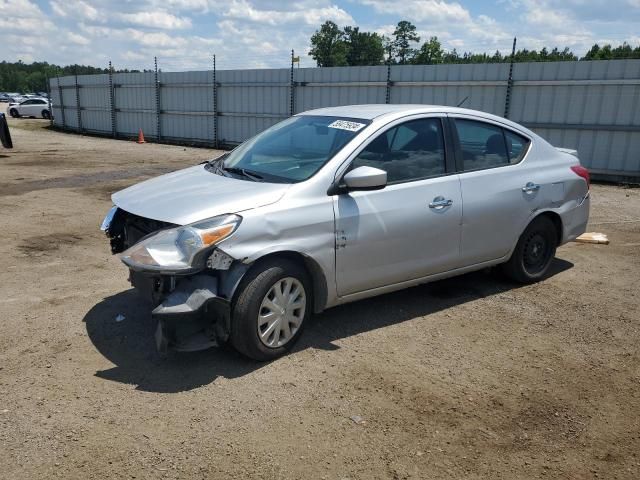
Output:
120,214,241,274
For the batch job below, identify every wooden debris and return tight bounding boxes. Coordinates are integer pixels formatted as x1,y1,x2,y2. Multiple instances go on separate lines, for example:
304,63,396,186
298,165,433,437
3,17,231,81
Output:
575,232,609,245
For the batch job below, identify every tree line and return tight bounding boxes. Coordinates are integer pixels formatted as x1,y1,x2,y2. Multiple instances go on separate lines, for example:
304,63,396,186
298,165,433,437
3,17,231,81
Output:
0,61,141,93
309,20,640,67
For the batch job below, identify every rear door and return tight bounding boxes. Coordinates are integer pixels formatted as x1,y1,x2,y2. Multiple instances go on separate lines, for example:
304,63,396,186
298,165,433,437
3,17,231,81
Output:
334,115,462,296
449,115,545,266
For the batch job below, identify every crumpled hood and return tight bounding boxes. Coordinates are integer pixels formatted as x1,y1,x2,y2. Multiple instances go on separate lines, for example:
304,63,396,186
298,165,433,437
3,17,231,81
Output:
112,164,290,225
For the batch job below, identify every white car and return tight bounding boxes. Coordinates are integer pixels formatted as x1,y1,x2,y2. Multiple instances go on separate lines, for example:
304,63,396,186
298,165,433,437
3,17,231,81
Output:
7,98,51,119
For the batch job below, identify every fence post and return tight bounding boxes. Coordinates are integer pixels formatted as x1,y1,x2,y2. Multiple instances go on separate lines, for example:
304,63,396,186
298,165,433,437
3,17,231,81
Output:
155,56,161,142
46,76,53,128
74,71,82,132
386,46,393,104
212,54,218,148
108,61,116,138
290,49,295,116
57,75,66,130
503,37,517,119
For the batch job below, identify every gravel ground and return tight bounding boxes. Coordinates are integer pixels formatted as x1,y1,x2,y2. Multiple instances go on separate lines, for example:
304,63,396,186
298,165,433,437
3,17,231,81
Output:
1,113,639,479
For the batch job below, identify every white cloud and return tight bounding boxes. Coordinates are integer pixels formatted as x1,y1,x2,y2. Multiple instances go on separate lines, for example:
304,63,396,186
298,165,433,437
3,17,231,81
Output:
1,0,639,71
49,0,100,21
359,0,472,23
0,0,43,16
224,0,354,25
66,32,91,45
117,11,192,29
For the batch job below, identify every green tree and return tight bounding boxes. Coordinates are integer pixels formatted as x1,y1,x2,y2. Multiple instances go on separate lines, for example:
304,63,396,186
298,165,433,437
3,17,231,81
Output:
582,42,640,60
391,20,420,64
442,48,460,64
309,21,348,67
0,60,139,92
413,36,444,65
343,26,385,66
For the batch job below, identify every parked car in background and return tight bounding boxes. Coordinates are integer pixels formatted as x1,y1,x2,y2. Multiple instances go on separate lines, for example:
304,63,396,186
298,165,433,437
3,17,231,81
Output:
7,97,50,119
2,93,23,103
101,104,591,361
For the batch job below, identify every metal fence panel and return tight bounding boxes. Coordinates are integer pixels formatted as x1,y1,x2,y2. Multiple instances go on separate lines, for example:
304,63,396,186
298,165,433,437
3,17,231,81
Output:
160,70,214,142
51,59,640,179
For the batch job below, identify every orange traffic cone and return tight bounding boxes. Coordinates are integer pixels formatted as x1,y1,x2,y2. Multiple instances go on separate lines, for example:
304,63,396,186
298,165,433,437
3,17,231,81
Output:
136,129,145,144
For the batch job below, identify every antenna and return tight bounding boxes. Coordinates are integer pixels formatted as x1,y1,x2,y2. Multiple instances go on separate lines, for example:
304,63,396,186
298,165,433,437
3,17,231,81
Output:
456,96,469,107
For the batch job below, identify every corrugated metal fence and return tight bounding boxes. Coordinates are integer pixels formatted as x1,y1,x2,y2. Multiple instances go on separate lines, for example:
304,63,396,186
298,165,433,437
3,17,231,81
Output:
49,59,640,180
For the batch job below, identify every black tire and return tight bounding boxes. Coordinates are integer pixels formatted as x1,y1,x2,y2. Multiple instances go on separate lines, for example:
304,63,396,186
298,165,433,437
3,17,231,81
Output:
42,110,50,119
231,259,312,361
9,108,19,118
502,215,558,283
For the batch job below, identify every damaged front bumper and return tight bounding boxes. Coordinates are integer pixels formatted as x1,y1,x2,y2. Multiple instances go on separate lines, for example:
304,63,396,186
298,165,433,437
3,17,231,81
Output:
129,270,231,354
103,206,246,354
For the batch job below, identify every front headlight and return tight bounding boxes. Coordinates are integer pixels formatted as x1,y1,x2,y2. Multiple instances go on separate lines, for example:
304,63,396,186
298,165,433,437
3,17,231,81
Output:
120,214,241,273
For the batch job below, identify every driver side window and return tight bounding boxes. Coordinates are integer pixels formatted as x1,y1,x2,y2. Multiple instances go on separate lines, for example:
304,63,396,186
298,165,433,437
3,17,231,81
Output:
351,118,446,184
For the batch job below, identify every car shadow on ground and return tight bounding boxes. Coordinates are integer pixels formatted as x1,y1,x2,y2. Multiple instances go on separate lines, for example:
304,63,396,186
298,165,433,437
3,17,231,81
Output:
83,259,573,393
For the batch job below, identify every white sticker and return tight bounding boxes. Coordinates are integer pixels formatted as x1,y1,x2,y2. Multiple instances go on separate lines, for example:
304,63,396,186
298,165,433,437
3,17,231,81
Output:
328,120,366,132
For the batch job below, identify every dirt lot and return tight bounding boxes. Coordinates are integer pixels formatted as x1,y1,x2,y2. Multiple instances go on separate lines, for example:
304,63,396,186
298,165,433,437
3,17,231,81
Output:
1,111,639,480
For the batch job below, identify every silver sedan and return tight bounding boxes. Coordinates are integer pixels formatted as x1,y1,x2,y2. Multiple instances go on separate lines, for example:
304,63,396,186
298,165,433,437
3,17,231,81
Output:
102,105,590,360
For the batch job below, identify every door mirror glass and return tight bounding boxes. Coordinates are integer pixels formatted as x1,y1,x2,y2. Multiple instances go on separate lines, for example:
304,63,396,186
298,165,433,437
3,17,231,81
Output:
343,166,387,191
0,113,13,149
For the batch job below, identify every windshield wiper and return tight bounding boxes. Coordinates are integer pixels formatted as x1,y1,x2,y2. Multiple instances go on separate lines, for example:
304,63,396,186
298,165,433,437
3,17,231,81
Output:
223,166,264,182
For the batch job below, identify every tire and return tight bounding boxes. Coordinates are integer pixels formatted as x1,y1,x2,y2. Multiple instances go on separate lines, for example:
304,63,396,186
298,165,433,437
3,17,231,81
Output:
9,108,19,118
231,259,312,361
502,215,558,284
42,110,50,119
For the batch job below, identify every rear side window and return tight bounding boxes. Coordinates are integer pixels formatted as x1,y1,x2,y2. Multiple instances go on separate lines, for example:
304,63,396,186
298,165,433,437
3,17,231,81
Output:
504,129,530,164
454,119,530,171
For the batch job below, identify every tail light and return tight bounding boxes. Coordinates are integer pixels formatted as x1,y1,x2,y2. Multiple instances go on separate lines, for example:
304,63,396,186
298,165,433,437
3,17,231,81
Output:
570,165,590,190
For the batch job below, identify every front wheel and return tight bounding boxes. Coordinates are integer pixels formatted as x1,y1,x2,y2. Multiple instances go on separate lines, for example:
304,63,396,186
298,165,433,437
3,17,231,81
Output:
42,110,51,119
231,259,311,361
502,215,557,283
9,108,19,118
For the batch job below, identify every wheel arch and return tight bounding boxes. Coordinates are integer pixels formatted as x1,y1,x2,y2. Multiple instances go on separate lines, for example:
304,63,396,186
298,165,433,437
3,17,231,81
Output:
505,209,564,261
533,210,563,246
227,250,329,314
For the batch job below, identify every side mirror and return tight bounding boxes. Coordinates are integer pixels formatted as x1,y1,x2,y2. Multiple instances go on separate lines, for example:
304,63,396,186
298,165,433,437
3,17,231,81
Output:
0,113,13,149
343,166,387,191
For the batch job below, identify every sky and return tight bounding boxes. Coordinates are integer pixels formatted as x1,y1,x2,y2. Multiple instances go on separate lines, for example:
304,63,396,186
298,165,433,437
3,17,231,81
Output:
1,0,640,71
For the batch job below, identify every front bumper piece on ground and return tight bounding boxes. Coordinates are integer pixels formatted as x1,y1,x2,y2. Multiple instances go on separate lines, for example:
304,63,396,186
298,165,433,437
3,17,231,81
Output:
130,272,231,354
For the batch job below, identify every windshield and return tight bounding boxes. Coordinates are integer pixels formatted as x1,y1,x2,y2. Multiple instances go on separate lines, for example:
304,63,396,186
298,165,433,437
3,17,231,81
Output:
220,115,370,183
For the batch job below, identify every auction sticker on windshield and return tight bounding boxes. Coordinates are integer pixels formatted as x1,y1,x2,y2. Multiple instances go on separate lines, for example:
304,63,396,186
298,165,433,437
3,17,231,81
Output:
328,120,366,132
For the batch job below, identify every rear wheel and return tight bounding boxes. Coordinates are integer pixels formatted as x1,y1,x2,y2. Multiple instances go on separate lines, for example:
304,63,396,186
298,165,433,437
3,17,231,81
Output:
42,110,51,119
9,108,19,118
502,215,557,283
231,259,311,361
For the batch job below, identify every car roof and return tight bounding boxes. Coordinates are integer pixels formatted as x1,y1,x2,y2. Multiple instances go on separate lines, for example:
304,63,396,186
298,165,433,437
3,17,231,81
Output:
299,104,533,136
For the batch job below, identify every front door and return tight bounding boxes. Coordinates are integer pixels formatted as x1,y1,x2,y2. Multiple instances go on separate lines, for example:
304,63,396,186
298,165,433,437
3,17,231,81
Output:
334,116,462,296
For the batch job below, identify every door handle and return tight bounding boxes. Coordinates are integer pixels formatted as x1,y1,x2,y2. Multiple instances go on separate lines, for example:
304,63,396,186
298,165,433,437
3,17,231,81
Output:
522,182,541,193
429,196,453,209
